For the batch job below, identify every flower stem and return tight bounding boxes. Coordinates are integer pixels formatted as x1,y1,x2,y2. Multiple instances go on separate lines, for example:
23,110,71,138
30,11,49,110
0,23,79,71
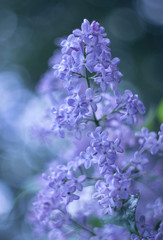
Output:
59,208,96,236
70,218,96,236
85,67,99,127
122,163,132,173
93,112,99,126
85,67,90,88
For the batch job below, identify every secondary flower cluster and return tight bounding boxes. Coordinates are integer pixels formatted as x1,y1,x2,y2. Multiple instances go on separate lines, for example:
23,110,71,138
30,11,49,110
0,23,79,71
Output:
30,165,86,238
131,217,163,240
29,19,163,240
136,124,163,155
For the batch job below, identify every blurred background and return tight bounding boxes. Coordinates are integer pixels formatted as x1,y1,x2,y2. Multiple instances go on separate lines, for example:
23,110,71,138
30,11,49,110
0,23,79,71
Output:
0,0,163,239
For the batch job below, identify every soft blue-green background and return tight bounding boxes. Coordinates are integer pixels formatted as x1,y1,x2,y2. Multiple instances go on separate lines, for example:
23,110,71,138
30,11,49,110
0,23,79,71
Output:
0,0,162,239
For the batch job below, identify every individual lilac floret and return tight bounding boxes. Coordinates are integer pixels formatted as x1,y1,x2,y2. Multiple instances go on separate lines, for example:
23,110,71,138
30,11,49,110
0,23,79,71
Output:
85,88,102,112
67,92,89,118
136,215,154,238
61,186,80,204
80,146,98,169
116,90,145,124
88,126,108,149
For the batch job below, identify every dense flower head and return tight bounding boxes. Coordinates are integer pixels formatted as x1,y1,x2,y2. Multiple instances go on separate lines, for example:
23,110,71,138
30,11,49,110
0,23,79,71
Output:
53,19,122,92
53,18,122,94
79,126,124,175
116,90,145,124
30,164,87,238
29,19,163,240
38,19,146,138
93,169,136,215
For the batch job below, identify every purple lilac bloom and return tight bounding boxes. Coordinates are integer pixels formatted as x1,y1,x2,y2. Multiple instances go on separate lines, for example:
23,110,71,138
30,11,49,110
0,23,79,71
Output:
85,88,102,112
116,90,145,124
80,146,98,169
135,125,163,155
93,169,136,214
131,217,163,240
51,92,89,137
30,164,86,236
79,127,124,175
90,225,129,240
146,198,163,223
53,19,122,92
29,19,163,240
46,19,146,137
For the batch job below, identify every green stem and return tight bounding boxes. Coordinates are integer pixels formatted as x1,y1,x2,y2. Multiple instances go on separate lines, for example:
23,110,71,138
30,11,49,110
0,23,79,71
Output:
133,222,141,237
87,176,103,181
70,218,96,236
154,220,161,231
85,67,99,127
83,116,100,126
83,118,95,122
72,72,85,78
85,67,90,88
98,114,107,122
59,208,96,236
122,163,132,173
93,112,99,127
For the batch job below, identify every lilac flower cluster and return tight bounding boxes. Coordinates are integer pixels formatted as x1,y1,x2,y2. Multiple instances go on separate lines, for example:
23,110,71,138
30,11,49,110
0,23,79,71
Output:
51,87,102,138
29,19,163,240
78,127,137,214
131,217,163,240
116,90,146,124
136,124,163,155
90,225,129,240
48,19,145,138
80,127,123,170
93,170,136,215
30,165,86,238
146,198,163,223
54,19,122,91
